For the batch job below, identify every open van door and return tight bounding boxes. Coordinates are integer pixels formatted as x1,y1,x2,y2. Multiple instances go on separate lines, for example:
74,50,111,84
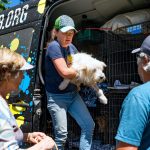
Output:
0,0,62,135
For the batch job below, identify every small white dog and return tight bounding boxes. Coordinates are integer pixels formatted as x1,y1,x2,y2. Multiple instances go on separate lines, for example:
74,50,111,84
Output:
59,53,108,104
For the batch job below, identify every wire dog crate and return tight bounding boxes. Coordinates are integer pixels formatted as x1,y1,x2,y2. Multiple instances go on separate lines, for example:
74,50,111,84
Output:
108,90,128,144
68,22,150,149
106,32,146,86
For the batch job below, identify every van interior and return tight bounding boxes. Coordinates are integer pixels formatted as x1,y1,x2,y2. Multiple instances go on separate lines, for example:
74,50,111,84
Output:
45,0,150,59
42,0,150,149
49,0,150,29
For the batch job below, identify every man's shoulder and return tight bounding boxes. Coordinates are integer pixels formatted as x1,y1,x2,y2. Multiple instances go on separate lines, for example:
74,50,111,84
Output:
131,81,150,94
127,81,150,102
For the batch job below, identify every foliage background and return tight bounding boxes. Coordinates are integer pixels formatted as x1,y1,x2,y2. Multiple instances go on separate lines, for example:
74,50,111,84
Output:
0,0,30,12
0,0,10,12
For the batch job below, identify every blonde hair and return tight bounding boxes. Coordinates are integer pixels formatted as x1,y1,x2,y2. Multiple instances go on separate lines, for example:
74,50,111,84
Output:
0,48,25,81
46,28,58,48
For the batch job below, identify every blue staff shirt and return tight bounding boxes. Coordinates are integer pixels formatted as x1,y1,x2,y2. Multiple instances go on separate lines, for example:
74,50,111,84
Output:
115,81,150,150
44,40,78,93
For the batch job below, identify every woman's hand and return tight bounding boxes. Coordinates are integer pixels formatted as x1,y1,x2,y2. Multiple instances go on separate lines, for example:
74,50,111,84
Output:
25,132,47,144
38,136,56,150
27,136,57,150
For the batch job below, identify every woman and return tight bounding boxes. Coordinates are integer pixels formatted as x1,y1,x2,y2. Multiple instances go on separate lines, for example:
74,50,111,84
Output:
0,47,55,150
45,15,95,150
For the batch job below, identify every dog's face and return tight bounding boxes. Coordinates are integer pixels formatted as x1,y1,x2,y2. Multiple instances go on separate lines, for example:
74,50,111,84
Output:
92,61,106,82
75,61,106,85
71,53,107,85
93,68,106,82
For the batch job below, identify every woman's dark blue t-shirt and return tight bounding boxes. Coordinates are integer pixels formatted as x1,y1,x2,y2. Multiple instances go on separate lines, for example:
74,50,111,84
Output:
44,40,78,93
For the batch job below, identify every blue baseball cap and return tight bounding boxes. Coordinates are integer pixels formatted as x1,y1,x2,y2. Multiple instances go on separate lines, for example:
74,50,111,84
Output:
132,35,150,56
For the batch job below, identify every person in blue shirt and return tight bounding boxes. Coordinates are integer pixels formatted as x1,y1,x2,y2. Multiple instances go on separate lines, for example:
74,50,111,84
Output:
44,15,95,150
115,35,150,150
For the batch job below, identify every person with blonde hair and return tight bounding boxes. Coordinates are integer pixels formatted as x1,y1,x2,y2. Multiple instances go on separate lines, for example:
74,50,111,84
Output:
0,48,56,150
44,15,95,150
116,35,150,150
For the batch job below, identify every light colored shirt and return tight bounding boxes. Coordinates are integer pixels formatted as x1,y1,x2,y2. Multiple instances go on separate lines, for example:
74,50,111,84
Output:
0,96,24,150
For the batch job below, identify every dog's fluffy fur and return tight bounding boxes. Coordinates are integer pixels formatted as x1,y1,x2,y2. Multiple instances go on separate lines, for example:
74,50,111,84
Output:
59,53,108,104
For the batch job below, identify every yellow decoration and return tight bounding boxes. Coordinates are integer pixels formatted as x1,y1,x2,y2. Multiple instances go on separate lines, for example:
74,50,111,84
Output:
37,0,46,14
27,57,31,63
16,116,25,127
0,45,3,48
10,38,20,51
6,93,10,99
67,55,73,63
9,101,26,127
10,101,26,112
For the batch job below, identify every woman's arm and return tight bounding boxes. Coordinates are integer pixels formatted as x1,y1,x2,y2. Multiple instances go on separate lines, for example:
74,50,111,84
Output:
52,58,77,79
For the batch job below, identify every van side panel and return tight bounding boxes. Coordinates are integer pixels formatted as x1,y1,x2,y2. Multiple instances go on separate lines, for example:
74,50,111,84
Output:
0,0,47,33
0,0,50,135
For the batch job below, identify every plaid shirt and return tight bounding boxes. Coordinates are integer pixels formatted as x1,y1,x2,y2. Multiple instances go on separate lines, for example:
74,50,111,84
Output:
0,96,24,150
